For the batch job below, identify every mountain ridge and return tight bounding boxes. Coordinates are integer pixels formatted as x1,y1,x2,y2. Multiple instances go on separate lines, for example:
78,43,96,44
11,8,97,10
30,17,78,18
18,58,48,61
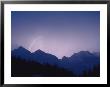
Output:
11,46,100,75
12,46,100,59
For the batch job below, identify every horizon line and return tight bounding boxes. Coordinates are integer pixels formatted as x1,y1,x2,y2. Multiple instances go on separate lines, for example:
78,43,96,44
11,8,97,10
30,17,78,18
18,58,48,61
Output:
11,46,100,59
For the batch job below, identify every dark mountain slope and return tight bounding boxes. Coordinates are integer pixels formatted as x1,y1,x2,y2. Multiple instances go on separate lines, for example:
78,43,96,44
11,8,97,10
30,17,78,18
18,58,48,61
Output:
11,47,100,77
11,56,74,77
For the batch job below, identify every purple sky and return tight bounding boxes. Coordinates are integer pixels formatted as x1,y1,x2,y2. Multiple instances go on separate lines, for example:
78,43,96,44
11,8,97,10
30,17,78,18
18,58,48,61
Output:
11,11,100,58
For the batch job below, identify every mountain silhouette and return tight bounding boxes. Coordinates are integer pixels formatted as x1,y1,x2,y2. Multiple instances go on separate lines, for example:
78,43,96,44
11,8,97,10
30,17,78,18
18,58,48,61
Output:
11,46,32,60
33,49,46,54
32,49,58,65
59,51,99,75
11,46,100,76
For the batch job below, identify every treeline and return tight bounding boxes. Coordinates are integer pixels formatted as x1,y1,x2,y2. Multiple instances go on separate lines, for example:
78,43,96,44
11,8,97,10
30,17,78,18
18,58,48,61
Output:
82,64,100,77
11,56,100,77
11,56,74,77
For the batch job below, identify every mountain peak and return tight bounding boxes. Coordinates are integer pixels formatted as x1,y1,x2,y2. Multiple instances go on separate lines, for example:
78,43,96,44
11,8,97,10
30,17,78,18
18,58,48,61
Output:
33,49,45,54
16,46,30,52
79,51,90,54
62,56,68,59
62,56,68,61
11,46,31,56
37,49,43,51
73,51,91,56
18,46,26,50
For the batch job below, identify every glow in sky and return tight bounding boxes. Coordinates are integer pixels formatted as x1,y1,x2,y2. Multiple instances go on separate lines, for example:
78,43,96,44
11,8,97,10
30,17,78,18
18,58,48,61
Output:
11,11,100,58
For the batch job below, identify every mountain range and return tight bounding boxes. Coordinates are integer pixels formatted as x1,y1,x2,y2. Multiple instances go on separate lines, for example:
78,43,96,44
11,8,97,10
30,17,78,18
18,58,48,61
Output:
11,46,100,75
